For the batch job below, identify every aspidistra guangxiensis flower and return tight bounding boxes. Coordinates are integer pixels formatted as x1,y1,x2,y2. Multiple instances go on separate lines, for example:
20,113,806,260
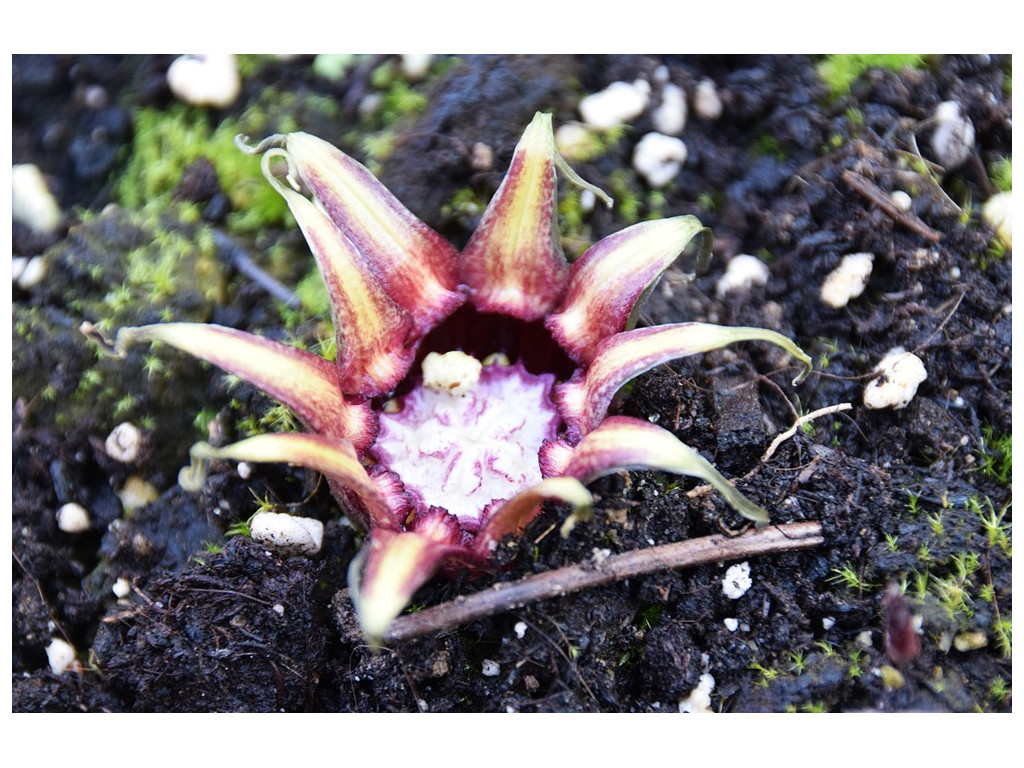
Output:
91,113,811,640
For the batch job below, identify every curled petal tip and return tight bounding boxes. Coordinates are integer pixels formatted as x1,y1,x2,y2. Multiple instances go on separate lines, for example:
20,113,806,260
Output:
274,132,463,335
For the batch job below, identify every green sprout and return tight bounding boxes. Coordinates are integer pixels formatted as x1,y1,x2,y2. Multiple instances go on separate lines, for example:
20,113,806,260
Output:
828,563,876,595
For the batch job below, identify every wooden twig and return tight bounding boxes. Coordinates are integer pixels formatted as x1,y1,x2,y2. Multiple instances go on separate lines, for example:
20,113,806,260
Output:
383,521,824,643
842,169,942,243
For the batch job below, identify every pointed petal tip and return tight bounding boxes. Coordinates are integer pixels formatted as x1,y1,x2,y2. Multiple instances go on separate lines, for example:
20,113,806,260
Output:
563,416,769,524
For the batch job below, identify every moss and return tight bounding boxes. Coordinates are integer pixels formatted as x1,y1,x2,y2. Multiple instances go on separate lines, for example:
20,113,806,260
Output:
989,157,1012,192
818,54,927,97
117,105,289,233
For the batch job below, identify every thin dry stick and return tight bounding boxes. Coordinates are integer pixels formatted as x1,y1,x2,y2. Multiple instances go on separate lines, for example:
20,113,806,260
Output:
383,521,823,643
842,169,943,243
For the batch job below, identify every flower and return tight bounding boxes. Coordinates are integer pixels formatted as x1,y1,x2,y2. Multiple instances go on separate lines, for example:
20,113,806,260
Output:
85,113,810,641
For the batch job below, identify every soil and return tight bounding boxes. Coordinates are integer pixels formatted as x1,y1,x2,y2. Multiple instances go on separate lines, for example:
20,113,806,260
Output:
11,54,1012,712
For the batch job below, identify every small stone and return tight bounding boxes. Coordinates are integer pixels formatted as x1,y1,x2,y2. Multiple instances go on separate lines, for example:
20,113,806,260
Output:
105,421,144,463
12,164,61,234
890,190,913,211
820,252,874,309
470,142,493,172
953,631,988,652
167,54,241,108
879,665,905,689
56,502,90,533
856,630,873,648
863,348,928,410
46,638,79,674
400,54,432,81
632,132,687,188
514,621,528,639
481,659,501,677
693,78,723,120
117,475,159,512
12,255,47,290
722,561,752,599
652,82,687,135
554,122,601,162
579,80,650,129
723,618,739,632
678,672,715,713
112,577,132,599
982,190,1011,250
716,254,770,297
930,100,975,170
822,616,836,630
250,511,324,556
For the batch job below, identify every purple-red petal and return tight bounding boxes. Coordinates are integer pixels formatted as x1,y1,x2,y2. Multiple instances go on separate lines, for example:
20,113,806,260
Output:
546,216,709,366
280,132,464,335
459,113,567,321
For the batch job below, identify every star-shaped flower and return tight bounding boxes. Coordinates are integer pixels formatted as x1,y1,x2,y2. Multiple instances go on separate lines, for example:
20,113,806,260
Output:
87,113,809,640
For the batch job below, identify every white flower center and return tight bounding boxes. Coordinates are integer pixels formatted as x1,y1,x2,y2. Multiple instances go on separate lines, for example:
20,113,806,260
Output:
372,353,561,528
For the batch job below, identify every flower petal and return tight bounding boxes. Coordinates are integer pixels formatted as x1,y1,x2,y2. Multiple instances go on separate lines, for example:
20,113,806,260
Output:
560,416,769,524
276,132,464,335
546,216,710,365
350,512,484,642
263,152,416,396
96,322,375,451
555,322,812,438
473,476,593,556
459,112,567,321
182,433,404,531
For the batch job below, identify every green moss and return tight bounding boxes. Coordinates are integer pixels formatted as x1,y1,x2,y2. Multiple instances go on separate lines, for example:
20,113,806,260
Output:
117,105,290,234
818,54,927,97
989,157,1012,192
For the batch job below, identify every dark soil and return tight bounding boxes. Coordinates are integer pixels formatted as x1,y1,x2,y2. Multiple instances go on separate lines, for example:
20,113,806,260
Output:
11,54,1011,712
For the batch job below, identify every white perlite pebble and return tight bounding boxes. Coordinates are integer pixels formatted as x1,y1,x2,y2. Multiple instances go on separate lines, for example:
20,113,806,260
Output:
250,511,324,556
722,562,752,599
12,255,47,290
652,83,687,136
678,672,715,713
56,502,91,533
716,254,770,297
693,78,723,120
554,122,600,161
46,638,79,674
400,54,432,81
481,659,501,677
890,190,913,211
12,164,62,234
579,80,651,129
820,252,874,309
167,54,241,108
723,618,739,632
982,190,1012,250
514,621,528,639
863,348,928,410
632,132,687,188
112,577,132,599
117,475,159,512
105,421,144,463
930,100,975,170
